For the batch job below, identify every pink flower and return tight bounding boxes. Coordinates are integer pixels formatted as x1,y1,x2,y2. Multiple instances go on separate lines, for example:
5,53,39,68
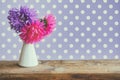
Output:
43,14,56,36
19,20,45,44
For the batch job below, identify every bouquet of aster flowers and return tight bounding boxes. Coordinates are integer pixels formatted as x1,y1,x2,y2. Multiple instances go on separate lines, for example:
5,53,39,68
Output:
8,6,56,44
7,6,56,67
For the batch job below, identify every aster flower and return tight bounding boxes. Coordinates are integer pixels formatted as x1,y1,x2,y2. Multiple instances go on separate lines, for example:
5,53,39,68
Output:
43,14,56,36
19,20,45,44
8,6,37,33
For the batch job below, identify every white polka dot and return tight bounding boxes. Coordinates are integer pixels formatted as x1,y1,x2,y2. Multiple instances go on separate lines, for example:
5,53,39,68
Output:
47,55,51,59
58,32,62,37
86,49,91,54
58,0,62,3
13,33,17,37
35,0,40,3
41,4,45,9
69,32,74,37
64,27,68,31
74,26,79,31
109,4,113,9
114,0,119,3
41,49,45,54
52,38,57,43
92,32,96,37
97,38,102,43
109,27,113,31
64,38,68,42
114,55,119,59
13,55,17,60
47,44,51,48
1,21,6,26
103,55,108,59
80,0,85,3
63,4,68,9
1,44,6,48
103,10,107,14
69,44,74,48
98,4,102,9
98,15,102,20
92,21,96,25
58,10,62,14
75,4,79,9
69,10,74,14
41,39,45,42
92,44,96,48
80,21,85,26
35,44,39,48
1,0,6,3
13,44,17,48
80,44,85,48
64,49,68,54
58,21,62,26
52,4,57,9
69,55,74,59
92,10,96,14
18,38,22,43
75,38,79,43
63,16,68,20
52,49,56,54
92,0,96,3
75,49,79,54
30,4,34,9
98,49,102,54
92,55,96,59
7,49,11,54
103,21,108,26
75,16,79,20
46,10,51,14
7,38,11,42
109,38,113,42
86,27,91,31
114,32,119,37
80,32,85,37
69,0,73,3
114,21,119,26
86,16,91,20
86,4,90,9
103,0,107,3
109,49,113,54
86,38,91,43
58,55,62,59
69,21,74,25
58,44,62,48
109,16,113,20
114,44,119,48
103,44,108,48
1,55,6,59
80,55,85,59
1,32,6,37
24,0,28,3
97,27,102,31
1,10,6,14
103,32,108,37
114,10,119,14
80,10,85,14
46,0,51,3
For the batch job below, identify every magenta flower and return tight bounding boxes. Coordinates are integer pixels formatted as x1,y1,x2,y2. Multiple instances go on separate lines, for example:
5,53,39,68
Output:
43,14,56,36
19,20,45,44
8,6,37,33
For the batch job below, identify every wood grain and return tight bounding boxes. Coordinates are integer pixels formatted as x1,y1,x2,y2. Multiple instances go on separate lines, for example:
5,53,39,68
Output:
0,60,120,80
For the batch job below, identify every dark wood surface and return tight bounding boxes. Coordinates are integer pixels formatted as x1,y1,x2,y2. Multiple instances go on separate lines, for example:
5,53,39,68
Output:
0,60,120,80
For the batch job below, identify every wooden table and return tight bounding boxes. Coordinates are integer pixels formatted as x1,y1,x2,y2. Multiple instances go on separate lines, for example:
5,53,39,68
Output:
0,60,120,80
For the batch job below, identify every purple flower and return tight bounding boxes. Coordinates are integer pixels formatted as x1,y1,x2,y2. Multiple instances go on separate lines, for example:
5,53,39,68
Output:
7,6,37,33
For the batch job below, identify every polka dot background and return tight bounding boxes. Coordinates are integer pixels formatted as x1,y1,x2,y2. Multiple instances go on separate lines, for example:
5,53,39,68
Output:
0,0,120,60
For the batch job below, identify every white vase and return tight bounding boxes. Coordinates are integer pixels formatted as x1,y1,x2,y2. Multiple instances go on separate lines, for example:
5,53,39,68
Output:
18,43,38,67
